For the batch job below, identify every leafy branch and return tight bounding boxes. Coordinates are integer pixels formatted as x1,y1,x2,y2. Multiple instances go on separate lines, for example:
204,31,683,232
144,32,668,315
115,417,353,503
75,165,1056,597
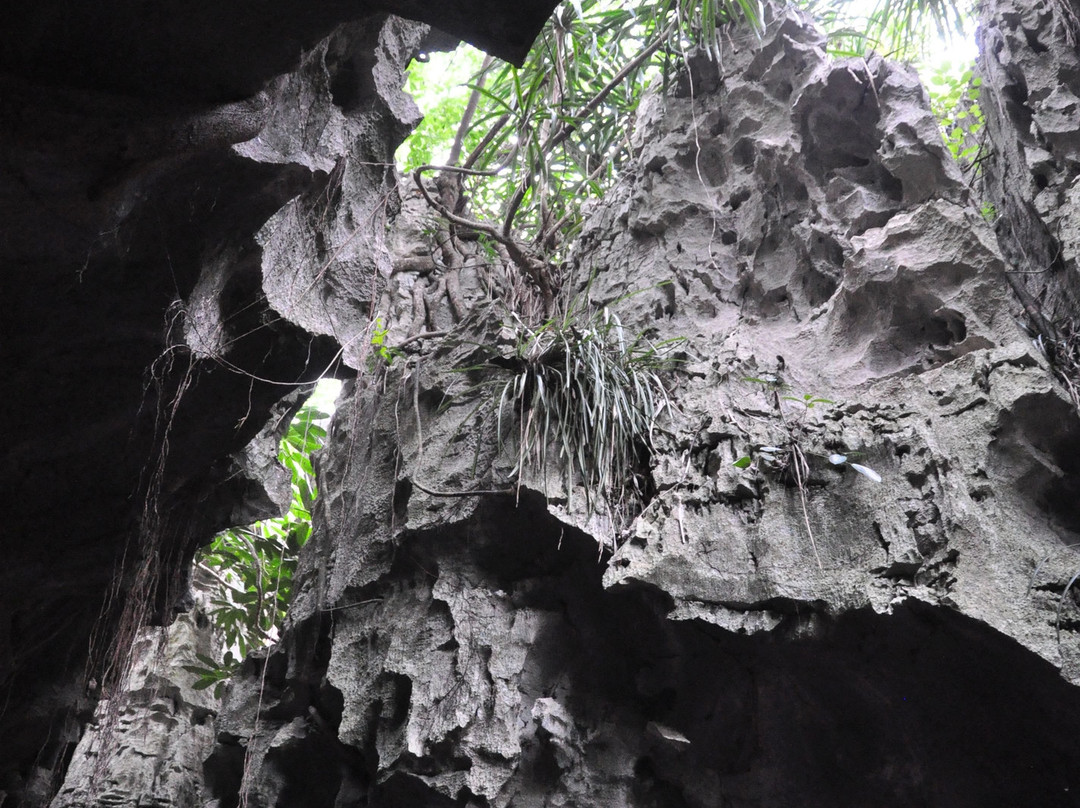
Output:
403,0,763,286
411,163,557,312
187,396,331,695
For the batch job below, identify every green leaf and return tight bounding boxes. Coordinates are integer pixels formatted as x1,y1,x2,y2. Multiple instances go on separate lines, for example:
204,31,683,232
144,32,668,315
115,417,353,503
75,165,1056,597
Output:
733,456,753,469
194,384,332,686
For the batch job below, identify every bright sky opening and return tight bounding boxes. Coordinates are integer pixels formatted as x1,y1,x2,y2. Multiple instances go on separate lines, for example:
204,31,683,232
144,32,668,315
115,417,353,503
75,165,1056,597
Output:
841,0,979,70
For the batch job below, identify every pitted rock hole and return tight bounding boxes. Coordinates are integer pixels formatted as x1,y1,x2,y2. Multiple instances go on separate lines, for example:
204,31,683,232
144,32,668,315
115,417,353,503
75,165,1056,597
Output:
883,304,971,371
991,394,1080,538
802,264,840,309
799,68,882,182
729,188,752,210
326,35,378,113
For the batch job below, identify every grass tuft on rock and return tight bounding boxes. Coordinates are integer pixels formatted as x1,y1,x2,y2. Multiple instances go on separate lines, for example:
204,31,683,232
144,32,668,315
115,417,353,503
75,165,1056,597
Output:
494,294,680,548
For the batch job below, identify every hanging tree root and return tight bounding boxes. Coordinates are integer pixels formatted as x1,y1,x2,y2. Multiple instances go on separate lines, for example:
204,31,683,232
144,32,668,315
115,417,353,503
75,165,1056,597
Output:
412,164,556,315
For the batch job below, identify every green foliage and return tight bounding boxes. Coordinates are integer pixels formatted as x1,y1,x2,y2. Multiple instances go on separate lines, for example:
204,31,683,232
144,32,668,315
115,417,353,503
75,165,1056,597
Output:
400,0,980,278
398,48,485,170
370,317,401,366
404,0,763,260
732,380,877,478
856,0,968,54
926,60,983,165
782,392,835,409
490,288,681,547
187,397,331,696
795,1,877,57
799,0,969,59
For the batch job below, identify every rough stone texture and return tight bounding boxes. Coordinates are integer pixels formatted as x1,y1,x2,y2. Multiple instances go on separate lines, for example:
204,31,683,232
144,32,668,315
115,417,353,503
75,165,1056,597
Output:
0,0,556,803
581,9,1078,678
979,0,1080,347
14,0,1080,806
49,609,220,808
201,5,1080,808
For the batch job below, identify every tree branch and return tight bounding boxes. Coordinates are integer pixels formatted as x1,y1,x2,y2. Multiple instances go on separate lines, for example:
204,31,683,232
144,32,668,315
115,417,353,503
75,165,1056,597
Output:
449,55,494,167
412,164,554,312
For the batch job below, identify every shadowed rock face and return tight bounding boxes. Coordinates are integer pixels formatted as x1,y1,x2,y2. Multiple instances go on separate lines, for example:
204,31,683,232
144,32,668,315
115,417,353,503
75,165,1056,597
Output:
2,0,543,103
979,0,1080,346
211,497,1080,808
185,4,1080,807
13,0,1080,806
0,0,556,803
48,609,221,808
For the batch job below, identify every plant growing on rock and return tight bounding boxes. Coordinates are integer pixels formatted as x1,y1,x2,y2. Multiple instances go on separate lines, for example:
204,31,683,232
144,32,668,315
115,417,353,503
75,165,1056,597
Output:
487,291,681,550
399,0,978,332
404,0,765,316
734,380,880,568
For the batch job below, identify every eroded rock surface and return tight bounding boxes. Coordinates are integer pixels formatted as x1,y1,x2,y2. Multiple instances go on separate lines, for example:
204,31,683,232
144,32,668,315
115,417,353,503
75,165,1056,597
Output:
13,0,1080,805
202,5,1080,807
0,0,556,803
979,0,1080,365
49,610,220,808
578,10,1079,679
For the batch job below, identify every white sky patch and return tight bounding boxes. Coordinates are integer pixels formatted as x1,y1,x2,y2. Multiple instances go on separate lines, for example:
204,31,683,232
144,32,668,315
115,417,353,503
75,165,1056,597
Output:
308,377,342,416
839,0,979,71
396,46,484,168
914,20,979,77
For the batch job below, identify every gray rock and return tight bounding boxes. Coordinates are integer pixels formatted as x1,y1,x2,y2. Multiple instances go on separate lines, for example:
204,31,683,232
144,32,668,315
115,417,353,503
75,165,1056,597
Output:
206,4,1080,807
50,611,219,808
17,0,1080,805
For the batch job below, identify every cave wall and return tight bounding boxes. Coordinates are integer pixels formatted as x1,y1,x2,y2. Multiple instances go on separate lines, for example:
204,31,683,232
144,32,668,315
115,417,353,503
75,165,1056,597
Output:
180,4,1080,808
10,0,1080,806
979,0,1080,362
0,1,557,804
48,608,221,808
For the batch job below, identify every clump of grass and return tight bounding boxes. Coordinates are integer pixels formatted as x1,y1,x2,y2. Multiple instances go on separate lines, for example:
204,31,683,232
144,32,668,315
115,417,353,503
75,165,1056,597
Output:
494,294,681,549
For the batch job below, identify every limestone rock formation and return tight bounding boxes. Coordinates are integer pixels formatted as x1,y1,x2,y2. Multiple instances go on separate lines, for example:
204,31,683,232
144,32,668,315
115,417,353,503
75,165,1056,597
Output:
49,610,220,808
197,5,1080,807
979,0,1080,380
0,1,557,804
9,0,1080,806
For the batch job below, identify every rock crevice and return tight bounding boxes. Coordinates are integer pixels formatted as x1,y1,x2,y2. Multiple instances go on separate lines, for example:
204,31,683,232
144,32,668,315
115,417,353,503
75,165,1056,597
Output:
12,0,1080,806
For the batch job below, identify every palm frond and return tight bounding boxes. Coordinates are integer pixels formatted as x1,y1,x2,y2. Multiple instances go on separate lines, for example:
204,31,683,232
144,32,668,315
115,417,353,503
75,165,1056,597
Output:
805,0,970,59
